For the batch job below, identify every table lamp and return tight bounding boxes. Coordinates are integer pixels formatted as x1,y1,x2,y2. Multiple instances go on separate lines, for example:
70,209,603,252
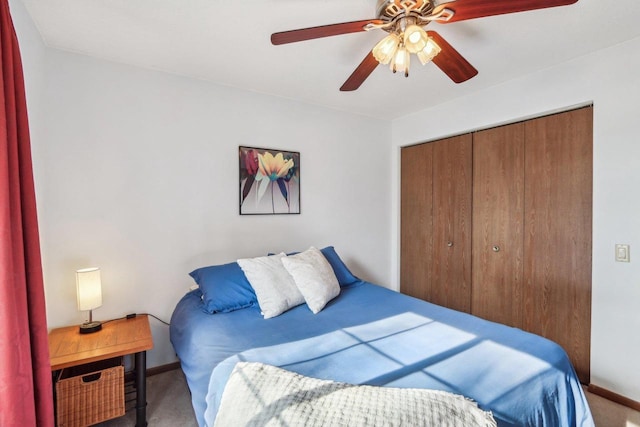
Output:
76,267,103,334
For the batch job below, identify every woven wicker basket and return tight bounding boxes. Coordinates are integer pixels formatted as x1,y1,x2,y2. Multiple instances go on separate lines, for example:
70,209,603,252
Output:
56,365,125,427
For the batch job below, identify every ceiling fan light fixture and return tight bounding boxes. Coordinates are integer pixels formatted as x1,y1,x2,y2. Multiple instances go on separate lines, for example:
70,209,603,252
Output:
372,33,400,65
391,45,410,77
272,0,580,90
403,24,428,54
416,37,441,65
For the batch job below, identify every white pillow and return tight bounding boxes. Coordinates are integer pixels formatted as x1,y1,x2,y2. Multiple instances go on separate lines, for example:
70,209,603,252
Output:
237,253,305,319
281,247,340,314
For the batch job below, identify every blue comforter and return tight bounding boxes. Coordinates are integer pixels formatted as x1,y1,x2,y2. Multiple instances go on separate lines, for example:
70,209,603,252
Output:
170,281,593,427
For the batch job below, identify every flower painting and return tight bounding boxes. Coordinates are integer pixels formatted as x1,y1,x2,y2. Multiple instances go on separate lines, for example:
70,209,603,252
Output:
239,146,300,215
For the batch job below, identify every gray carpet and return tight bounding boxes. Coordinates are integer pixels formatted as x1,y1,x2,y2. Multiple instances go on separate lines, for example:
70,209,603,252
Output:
95,368,640,426
95,368,197,427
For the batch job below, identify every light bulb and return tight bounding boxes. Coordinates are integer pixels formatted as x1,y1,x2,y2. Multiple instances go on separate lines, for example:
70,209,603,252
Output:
391,46,410,77
403,25,428,54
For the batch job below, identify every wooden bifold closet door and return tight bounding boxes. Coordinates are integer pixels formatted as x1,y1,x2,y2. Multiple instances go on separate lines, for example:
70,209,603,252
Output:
401,134,472,313
472,123,525,329
522,108,593,384
400,106,592,384
401,143,433,302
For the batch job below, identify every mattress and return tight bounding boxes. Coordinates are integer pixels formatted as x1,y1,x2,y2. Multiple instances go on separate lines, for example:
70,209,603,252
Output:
170,280,594,427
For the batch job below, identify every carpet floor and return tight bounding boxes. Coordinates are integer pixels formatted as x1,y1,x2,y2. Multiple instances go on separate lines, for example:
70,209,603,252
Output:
95,368,197,427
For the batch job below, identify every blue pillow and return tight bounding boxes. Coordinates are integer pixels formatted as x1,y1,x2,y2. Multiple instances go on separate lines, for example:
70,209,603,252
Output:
189,262,258,314
319,246,359,286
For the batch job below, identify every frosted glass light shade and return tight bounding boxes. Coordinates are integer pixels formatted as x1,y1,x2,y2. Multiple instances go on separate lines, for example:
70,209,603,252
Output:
391,46,410,77
417,37,442,65
76,267,102,311
404,25,428,54
372,33,400,65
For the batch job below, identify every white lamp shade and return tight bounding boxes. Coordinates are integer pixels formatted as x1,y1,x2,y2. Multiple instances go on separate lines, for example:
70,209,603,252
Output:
76,267,102,311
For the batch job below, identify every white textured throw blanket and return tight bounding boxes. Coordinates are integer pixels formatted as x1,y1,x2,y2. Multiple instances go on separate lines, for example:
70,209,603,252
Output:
213,362,497,427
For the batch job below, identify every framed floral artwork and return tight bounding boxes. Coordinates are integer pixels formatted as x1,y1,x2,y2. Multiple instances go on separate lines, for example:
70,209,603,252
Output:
239,146,300,215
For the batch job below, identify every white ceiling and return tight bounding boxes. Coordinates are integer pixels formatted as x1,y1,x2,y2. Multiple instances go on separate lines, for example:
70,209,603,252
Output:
19,0,640,120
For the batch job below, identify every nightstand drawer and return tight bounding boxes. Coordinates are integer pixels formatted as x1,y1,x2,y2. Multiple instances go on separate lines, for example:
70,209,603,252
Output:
56,359,125,427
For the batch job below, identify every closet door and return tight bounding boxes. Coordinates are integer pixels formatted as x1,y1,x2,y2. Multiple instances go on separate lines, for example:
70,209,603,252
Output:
472,123,525,327
400,143,433,301
400,136,472,311
523,106,593,384
432,135,472,313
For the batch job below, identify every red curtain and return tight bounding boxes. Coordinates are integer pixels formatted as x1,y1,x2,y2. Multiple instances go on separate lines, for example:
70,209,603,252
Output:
0,0,54,425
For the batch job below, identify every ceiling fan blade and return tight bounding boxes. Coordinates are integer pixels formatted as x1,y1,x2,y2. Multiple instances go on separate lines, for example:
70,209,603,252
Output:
340,51,379,92
271,20,383,45
427,31,478,83
444,0,578,23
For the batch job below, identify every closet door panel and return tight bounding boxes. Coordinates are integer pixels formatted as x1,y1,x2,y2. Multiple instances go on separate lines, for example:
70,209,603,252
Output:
523,106,593,383
472,124,525,327
400,143,433,301
432,135,472,313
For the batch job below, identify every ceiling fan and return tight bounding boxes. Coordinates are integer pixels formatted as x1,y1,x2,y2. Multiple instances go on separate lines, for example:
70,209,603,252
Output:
271,0,579,91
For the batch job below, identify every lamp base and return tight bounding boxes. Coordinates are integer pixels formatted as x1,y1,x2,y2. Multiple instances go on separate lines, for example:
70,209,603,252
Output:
79,321,102,334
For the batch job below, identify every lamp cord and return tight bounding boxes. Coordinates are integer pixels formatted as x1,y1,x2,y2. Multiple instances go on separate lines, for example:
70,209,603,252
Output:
100,312,170,326
139,312,170,326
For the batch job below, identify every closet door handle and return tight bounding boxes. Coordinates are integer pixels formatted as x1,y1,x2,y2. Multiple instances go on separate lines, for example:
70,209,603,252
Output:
492,245,500,252
447,241,453,247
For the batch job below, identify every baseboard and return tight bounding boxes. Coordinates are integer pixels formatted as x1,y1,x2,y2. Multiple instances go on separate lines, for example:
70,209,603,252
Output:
147,361,181,377
588,384,640,411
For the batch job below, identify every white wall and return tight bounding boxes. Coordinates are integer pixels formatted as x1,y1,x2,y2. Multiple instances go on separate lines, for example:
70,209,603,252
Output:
391,37,640,402
16,44,390,367
13,0,639,403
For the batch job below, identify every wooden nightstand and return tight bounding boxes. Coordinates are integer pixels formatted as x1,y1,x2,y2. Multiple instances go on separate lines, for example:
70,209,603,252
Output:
49,314,154,427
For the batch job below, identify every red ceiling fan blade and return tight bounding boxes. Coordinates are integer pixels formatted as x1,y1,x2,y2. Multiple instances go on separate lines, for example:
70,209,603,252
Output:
444,0,579,23
427,31,478,83
271,20,383,45
340,51,379,91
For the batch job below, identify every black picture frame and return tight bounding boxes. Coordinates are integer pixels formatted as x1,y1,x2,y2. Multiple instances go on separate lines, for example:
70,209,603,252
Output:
239,146,300,215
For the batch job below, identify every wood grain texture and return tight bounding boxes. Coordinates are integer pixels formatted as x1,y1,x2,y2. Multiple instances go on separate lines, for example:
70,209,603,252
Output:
400,108,592,386
427,31,478,84
271,20,382,45
400,143,433,301
431,135,472,313
472,123,525,327
444,0,578,23
340,51,379,92
522,106,593,384
49,315,153,371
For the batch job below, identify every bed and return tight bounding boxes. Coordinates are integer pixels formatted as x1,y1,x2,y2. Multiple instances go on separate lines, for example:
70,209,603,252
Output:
170,247,594,427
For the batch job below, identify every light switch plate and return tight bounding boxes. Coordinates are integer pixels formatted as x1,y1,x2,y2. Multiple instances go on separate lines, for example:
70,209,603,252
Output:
615,244,630,262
